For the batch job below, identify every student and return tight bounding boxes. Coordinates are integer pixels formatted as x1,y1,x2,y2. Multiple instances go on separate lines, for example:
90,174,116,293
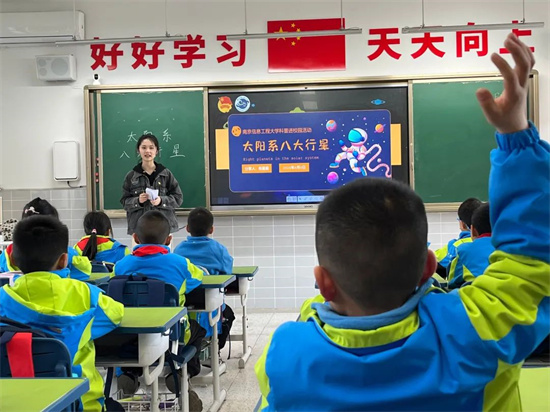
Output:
448,203,495,289
74,211,130,265
113,210,206,409
0,216,124,411
0,197,92,281
255,34,549,411
434,197,482,275
173,207,235,347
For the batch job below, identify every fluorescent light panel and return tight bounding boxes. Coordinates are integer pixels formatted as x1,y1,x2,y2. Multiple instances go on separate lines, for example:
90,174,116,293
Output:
225,28,362,41
0,35,75,45
402,21,544,34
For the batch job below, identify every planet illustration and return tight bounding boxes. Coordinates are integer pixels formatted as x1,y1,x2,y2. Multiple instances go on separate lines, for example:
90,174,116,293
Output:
327,171,339,184
375,123,385,133
326,120,337,132
371,99,386,106
218,96,232,113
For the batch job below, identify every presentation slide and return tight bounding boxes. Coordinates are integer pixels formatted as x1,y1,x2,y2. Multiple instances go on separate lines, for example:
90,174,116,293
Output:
228,110,391,193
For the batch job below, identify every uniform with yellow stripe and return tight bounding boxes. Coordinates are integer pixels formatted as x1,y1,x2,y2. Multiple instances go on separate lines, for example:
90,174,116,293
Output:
435,231,472,269
255,124,550,411
448,235,495,289
74,235,130,265
113,244,204,342
0,244,92,281
0,272,124,411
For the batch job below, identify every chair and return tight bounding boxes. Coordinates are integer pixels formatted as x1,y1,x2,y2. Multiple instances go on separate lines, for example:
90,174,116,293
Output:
0,317,76,411
99,275,197,411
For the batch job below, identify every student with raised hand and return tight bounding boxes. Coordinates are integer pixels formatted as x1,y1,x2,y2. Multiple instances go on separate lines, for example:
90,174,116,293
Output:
0,197,92,281
434,197,482,275
113,210,206,410
255,33,549,411
448,202,495,289
0,216,124,411
74,211,130,265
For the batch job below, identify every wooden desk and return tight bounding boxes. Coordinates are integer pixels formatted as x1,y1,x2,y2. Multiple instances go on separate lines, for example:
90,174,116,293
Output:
0,377,89,412
520,366,550,412
95,307,187,412
188,275,235,412
226,266,259,368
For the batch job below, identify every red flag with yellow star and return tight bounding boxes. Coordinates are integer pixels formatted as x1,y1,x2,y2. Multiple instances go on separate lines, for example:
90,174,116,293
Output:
267,18,346,72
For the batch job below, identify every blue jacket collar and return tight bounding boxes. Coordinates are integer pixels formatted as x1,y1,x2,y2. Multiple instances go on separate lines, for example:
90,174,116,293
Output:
458,231,471,240
186,236,211,242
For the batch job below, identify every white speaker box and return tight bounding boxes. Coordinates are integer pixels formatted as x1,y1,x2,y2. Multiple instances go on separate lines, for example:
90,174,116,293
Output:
36,54,77,81
53,141,80,181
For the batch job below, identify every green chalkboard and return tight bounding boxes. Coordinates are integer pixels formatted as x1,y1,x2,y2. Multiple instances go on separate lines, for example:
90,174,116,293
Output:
97,89,206,210
412,79,503,203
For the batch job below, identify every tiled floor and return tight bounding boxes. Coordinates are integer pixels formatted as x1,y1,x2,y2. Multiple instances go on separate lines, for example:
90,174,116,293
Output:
111,309,299,412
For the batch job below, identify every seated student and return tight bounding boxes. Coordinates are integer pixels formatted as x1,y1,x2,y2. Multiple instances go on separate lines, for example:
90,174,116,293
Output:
0,197,92,281
113,210,206,409
434,197,482,276
448,202,495,289
0,216,124,411
173,207,235,348
255,34,549,411
74,211,130,266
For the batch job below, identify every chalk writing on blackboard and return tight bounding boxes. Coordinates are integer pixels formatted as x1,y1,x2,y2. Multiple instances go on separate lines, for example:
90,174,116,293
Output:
127,132,137,142
120,151,130,159
162,129,172,142
170,144,186,158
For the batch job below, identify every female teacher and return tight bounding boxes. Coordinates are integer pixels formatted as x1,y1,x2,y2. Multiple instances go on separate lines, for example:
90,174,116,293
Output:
121,134,183,235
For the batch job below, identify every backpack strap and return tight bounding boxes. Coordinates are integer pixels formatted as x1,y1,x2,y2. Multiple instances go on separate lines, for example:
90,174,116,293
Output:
6,332,35,377
107,274,166,306
106,275,131,304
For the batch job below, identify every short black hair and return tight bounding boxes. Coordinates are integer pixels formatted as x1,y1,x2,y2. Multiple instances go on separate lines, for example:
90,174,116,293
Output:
135,210,170,244
82,211,113,260
136,134,160,152
316,177,428,313
12,216,68,273
21,197,59,220
471,203,491,235
458,198,482,228
187,207,213,237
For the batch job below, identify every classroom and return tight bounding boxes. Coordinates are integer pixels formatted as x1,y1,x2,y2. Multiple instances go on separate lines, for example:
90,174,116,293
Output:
0,0,548,411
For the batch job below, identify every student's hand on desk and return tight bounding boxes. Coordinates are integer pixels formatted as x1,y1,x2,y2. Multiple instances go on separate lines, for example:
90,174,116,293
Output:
476,33,533,134
138,193,149,204
151,197,162,206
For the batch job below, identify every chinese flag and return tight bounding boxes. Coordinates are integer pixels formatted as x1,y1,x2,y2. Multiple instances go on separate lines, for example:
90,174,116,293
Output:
267,18,346,72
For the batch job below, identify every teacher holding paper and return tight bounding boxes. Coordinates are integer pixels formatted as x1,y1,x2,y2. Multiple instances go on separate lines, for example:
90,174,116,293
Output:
121,134,183,235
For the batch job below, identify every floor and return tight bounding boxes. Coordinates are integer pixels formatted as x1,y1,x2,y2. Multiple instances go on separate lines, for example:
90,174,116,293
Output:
112,309,300,412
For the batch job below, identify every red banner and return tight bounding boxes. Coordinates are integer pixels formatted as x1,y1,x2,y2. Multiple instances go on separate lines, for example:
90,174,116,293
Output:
267,18,346,72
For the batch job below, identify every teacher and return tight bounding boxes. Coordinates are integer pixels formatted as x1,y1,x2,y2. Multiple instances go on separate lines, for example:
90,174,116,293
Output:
121,134,183,235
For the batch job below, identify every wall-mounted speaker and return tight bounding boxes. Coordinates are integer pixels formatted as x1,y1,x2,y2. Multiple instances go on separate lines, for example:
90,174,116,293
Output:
35,54,77,81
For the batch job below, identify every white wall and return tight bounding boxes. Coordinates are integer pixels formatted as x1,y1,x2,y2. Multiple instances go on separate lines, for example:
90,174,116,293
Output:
0,0,548,189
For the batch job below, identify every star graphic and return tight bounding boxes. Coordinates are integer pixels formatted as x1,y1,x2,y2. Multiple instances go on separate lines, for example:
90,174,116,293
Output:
275,26,286,41
296,28,301,40
291,23,296,28
291,41,296,46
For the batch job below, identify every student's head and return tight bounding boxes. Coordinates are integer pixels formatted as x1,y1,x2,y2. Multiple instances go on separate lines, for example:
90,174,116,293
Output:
187,207,214,237
81,211,113,261
133,210,171,245
314,178,436,315
136,134,159,162
11,216,69,273
21,197,59,220
457,198,482,231
470,203,491,238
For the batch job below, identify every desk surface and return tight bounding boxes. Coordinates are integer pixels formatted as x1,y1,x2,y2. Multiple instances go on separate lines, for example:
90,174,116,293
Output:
519,366,550,412
114,307,187,334
200,274,236,289
87,272,111,284
232,266,259,277
0,378,89,412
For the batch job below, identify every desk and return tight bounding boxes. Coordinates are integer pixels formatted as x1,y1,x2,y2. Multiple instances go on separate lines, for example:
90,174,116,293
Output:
0,377,89,412
519,366,550,412
187,275,235,412
86,272,111,285
95,307,187,412
225,266,259,368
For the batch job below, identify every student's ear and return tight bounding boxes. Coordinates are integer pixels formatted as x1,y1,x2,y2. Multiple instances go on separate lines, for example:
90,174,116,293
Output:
132,233,141,245
54,253,69,270
185,224,190,233
314,265,338,302
459,221,468,231
419,249,437,286
164,234,173,246
471,225,479,239
209,226,214,235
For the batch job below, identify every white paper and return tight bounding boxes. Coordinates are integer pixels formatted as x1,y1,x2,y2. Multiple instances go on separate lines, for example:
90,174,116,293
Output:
146,187,159,200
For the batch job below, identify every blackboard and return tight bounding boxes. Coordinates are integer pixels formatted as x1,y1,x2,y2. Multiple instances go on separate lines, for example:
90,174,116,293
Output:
96,89,206,210
412,79,504,204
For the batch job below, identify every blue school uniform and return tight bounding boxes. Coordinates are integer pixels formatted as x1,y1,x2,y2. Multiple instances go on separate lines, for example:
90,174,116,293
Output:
448,235,495,289
255,124,550,411
435,231,472,269
74,235,130,265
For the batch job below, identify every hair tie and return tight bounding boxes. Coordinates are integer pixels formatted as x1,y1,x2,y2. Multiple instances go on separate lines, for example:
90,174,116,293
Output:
91,229,97,234
24,206,39,215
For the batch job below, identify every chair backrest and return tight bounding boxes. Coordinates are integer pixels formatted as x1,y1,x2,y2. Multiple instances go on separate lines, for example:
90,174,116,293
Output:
0,318,72,378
